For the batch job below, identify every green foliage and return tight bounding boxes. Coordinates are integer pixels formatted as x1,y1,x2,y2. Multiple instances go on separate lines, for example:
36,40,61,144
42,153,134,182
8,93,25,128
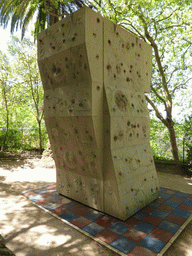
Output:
150,117,185,161
0,0,87,39
0,36,48,153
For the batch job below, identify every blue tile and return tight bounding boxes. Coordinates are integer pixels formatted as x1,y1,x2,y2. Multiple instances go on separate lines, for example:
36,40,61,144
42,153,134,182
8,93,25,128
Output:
158,220,180,233
47,194,62,202
108,222,130,235
139,235,167,253
33,188,48,194
171,208,191,218
29,195,44,202
174,192,190,199
82,223,105,236
60,211,80,221
65,202,80,210
151,209,170,219
43,203,61,210
133,221,156,234
183,199,192,206
133,211,148,220
83,210,103,221
148,201,161,209
164,200,181,208
110,236,137,254
160,188,164,192
160,193,173,199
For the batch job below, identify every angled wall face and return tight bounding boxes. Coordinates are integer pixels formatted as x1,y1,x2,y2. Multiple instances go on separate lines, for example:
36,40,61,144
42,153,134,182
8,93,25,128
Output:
37,6,160,220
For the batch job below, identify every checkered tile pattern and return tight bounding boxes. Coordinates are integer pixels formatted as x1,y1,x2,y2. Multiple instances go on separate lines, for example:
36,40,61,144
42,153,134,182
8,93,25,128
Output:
22,185,192,255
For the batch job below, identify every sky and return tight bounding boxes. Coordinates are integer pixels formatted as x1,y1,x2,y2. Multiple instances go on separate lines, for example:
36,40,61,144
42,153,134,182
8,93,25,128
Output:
0,20,191,123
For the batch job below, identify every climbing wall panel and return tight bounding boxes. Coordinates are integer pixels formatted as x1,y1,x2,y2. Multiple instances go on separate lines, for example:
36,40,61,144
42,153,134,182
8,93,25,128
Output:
37,6,160,221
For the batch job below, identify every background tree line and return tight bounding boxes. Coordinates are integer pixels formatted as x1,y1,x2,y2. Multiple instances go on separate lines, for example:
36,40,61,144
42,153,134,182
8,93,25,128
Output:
0,0,192,163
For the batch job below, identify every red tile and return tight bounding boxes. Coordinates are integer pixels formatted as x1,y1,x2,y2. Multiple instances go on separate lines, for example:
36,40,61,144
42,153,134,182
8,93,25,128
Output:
157,204,174,213
73,205,91,215
178,203,192,213
70,216,92,228
42,192,52,198
47,185,56,190
124,218,139,227
50,206,68,216
123,228,147,243
36,199,49,206
94,216,116,228
169,195,185,203
142,215,163,226
163,189,176,195
24,192,37,198
155,197,166,204
165,214,187,225
127,244,157,256
149,227,174,243
141,206,154,213
95,229,120,244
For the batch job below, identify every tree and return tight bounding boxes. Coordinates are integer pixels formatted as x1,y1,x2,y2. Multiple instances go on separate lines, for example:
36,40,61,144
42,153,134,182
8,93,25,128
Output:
7,36,45,153
89,0,192,161
0,0,90,39
0,52,12,151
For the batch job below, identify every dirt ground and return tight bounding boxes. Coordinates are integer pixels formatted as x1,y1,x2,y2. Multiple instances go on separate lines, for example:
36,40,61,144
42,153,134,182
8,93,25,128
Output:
0,153,192,256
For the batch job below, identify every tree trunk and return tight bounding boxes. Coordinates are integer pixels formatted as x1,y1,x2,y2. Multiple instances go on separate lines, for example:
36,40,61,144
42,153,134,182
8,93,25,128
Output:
38,119,43,154
1,86,9,152
166,120,180,162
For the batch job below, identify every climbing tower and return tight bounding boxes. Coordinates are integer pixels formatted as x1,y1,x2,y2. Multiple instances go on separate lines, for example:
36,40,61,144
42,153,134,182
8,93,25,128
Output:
37,6,160,221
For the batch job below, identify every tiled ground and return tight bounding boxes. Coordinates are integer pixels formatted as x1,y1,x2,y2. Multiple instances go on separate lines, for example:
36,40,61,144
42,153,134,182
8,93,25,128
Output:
22,185,192,256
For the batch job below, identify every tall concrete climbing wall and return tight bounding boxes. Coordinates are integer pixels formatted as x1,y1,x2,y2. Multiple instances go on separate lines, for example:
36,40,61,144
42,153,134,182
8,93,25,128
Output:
37,6,160,221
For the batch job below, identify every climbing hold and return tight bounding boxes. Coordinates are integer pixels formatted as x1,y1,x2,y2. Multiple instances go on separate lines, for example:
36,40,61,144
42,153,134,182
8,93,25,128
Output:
52,66,56,72
114,136,118,141
63,39,66,43
107,65,111,70
72,37,76,41
52,46,55,49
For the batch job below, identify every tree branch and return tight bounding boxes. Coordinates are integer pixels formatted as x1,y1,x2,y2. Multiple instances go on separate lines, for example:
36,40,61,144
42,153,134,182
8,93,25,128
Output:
43,0,69,18
145,95,168,126
151,85,167,111
171,78,192,96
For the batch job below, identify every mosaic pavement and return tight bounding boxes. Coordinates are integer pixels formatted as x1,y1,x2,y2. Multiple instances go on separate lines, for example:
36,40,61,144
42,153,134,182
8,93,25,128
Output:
22,185,192,256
